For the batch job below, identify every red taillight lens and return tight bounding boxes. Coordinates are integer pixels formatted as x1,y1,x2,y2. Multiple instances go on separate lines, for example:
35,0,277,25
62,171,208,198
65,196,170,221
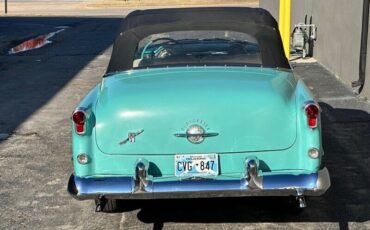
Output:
305,103,319,128
72,110,86,134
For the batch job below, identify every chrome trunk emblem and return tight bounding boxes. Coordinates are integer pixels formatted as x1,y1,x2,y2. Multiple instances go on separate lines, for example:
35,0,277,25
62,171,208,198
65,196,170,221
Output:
119,129,144,145
174,125,218,144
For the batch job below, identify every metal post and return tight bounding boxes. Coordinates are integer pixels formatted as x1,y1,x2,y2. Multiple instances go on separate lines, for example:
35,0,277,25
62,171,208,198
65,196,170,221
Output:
279,0,291,59
5,0,7,14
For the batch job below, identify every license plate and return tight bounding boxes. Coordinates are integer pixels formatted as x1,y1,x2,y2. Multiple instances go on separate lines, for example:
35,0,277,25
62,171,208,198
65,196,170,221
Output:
175,154,219,177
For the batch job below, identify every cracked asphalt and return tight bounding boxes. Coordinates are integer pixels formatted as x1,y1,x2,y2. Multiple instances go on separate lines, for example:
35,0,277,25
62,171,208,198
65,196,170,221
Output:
1,15,370,230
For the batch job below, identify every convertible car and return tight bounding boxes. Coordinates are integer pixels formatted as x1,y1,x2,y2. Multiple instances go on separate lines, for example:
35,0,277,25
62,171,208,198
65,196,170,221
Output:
67,7,330,212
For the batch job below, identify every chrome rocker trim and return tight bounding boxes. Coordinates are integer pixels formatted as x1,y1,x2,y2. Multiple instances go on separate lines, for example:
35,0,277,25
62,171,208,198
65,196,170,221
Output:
68,161,330,200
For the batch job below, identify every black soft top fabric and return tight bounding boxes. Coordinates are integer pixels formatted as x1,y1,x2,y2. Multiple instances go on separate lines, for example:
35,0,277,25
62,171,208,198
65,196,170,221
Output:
106,7,290,73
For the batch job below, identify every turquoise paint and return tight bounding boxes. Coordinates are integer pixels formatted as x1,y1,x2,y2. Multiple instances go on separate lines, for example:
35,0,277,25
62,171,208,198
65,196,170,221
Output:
72,67,321,179
96,67,296,154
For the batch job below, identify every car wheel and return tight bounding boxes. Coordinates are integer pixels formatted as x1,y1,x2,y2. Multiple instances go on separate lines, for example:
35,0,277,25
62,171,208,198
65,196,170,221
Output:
95,199,119,213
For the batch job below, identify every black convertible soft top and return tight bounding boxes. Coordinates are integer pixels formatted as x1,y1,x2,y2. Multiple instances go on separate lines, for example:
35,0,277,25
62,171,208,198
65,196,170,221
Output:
106,7,290,73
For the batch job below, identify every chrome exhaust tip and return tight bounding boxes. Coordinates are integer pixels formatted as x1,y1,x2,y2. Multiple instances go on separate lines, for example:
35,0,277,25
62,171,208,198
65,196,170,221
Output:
297,196,307,208
296,189,307,208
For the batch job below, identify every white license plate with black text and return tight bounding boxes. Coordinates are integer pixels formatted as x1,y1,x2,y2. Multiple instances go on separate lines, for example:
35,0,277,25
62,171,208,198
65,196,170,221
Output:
175,153,219,177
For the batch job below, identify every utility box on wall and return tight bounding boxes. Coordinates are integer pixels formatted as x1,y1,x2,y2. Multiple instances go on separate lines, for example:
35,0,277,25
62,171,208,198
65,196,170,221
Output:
260,0,370,98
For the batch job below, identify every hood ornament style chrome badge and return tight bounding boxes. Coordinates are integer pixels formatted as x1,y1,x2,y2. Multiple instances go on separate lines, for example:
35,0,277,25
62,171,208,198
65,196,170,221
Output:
119,129,144,145
174,125,218,144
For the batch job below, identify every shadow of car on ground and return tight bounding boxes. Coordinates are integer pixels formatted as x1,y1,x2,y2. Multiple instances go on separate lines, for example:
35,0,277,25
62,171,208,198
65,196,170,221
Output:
113,102,370,229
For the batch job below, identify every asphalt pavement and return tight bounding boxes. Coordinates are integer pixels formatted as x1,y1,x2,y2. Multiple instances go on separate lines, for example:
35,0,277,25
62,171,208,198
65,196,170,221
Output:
0,15,370,230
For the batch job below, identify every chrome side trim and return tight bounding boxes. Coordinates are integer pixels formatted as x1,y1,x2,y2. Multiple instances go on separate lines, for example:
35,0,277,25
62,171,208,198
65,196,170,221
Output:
67,168,330,200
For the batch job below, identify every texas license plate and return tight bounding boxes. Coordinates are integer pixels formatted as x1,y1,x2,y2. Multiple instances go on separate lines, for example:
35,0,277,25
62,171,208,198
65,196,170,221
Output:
175,154,219,177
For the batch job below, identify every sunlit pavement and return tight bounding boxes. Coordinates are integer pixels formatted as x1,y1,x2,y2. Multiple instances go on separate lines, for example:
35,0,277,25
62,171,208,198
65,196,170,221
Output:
0,16,370,230
1,1,258,16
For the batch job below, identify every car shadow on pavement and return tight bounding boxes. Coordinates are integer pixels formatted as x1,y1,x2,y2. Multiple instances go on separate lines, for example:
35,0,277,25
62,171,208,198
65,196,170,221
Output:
0,16,121,142
126,102,370,228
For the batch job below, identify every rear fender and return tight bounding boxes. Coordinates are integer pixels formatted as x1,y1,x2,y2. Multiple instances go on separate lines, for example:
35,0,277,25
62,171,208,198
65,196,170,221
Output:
72,84,100,176
294,80,322,171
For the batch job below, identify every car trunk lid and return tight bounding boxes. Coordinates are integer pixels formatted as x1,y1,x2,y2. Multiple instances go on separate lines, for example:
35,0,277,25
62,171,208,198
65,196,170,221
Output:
95,67,297,155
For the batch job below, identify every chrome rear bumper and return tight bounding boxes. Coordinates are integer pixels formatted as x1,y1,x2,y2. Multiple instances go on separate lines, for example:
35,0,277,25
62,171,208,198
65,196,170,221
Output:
67,167,330,200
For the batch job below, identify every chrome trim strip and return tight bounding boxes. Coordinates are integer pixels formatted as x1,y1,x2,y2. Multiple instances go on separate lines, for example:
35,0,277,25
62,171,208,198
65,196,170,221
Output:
67,168,330,200
174,133,219,138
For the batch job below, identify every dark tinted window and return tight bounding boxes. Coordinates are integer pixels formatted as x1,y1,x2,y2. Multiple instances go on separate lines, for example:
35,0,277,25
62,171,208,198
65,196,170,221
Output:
133,30,261,68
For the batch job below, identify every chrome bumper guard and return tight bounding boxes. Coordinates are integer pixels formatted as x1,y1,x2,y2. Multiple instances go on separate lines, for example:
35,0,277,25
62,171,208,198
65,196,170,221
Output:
68,160,330,200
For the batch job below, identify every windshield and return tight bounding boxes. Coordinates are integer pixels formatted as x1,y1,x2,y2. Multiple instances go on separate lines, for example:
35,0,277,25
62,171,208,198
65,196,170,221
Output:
133,30,261,68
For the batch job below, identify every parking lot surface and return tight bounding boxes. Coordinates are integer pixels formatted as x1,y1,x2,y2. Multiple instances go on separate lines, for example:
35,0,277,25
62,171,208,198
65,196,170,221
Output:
0,16,370,229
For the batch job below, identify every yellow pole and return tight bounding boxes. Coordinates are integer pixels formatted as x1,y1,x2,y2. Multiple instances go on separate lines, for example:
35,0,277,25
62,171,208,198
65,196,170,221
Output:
279,0,291,59
279,0,285,35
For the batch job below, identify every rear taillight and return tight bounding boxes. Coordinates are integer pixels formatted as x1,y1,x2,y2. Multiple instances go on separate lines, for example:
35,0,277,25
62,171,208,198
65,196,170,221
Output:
305,103,320,128
72,110,86,134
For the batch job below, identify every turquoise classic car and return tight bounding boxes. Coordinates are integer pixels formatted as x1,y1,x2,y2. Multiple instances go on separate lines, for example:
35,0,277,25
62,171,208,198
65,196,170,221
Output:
67,7,330,212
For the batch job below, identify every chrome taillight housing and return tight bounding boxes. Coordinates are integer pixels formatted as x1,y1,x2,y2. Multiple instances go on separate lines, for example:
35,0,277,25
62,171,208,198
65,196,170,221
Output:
304,102,320,128
72,109,86,134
